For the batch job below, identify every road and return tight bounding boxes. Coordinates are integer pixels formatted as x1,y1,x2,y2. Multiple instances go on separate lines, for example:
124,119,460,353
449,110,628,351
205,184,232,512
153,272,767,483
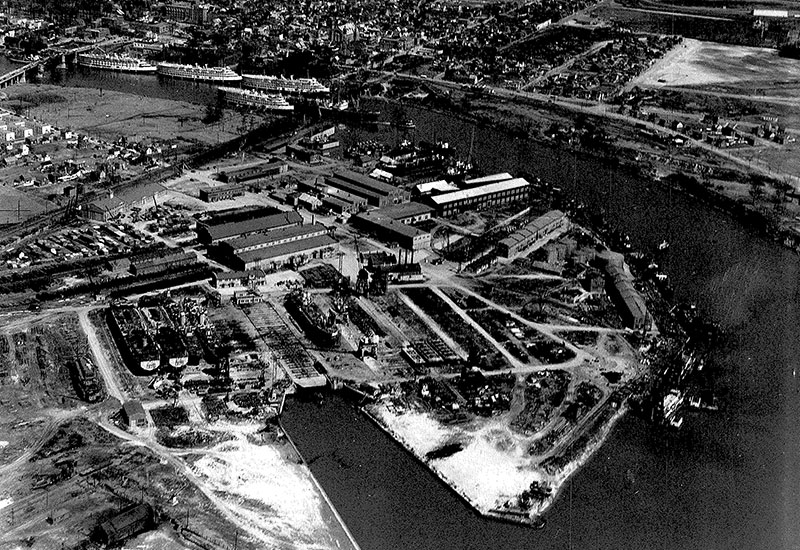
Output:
78,308,125,403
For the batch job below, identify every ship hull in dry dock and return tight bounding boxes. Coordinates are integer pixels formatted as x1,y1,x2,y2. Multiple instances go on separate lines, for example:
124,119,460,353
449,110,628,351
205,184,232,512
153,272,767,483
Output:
285,295,340,347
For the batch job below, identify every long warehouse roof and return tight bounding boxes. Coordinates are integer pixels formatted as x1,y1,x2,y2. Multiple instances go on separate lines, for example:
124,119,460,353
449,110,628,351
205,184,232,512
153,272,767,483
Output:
430,177,530,205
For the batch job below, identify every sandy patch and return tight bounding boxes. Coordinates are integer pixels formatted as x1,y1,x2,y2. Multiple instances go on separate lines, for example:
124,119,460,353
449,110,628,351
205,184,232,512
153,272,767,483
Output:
374,406,450,454
434,428,543,510
189,422,338,550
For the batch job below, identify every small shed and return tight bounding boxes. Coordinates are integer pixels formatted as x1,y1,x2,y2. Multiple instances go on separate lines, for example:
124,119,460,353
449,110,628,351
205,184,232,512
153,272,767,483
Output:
122,400,147,428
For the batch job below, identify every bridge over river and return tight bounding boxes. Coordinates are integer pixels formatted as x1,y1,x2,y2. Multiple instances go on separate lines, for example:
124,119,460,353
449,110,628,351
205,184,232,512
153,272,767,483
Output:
0,38,128,88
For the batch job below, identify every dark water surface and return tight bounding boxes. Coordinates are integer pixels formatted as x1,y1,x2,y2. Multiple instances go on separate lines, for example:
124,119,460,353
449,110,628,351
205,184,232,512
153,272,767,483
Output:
1,56,219,105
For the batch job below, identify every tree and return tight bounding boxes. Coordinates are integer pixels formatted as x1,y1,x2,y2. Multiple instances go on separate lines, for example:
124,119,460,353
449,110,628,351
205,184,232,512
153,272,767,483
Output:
203,96,224,124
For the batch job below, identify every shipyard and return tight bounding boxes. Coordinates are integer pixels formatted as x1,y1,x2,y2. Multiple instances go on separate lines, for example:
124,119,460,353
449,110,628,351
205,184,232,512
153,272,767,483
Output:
0,0,797,549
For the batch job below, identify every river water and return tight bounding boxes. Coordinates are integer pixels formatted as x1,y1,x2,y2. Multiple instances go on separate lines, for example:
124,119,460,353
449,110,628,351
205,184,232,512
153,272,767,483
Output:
6,59,796,548
283,104,800,550
0,56,218,105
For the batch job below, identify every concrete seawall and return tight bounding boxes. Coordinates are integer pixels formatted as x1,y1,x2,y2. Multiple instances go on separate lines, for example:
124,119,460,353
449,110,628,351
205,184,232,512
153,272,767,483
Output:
278,418,362,550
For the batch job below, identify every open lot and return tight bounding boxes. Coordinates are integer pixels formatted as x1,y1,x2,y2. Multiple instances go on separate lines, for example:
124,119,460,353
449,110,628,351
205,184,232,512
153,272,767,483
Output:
3,84,254,146
632,39,800,96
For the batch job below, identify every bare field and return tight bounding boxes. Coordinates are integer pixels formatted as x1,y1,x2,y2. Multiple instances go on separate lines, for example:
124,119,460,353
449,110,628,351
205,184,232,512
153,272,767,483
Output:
2,84,256,146
633,39,800,93
0,185,55,225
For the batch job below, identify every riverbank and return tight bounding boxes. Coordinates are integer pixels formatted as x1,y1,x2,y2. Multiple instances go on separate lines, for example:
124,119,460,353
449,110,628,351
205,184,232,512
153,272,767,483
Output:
279,418,363,550
384,93,800,254
180,420,360,550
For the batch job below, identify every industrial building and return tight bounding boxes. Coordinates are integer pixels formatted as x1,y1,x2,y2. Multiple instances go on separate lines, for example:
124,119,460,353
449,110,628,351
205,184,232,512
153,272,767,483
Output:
220,224,329,256
352,202,433,251
199,183,245,202
196,210,303,244
305,181,370,214
463,172,513,186
600,252,651,330
413,179,459,196
321,193,364,215
497,210,569,258
212,269,269,290
428,177,531,216
82,183,168,222
95,503,153,546
372,202,435,224
130,250,196,276
229,233,338,271
217,160,288,183
323,169,410,207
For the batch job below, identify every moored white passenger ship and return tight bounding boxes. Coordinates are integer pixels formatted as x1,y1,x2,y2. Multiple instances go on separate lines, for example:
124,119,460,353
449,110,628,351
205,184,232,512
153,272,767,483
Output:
77,53,157,72
156,62,242,82
241,74,330,96
218,87,294,112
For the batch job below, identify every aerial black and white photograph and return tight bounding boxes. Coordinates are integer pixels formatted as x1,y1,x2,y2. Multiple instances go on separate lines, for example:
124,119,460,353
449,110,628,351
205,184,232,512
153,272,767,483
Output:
0,0,797,549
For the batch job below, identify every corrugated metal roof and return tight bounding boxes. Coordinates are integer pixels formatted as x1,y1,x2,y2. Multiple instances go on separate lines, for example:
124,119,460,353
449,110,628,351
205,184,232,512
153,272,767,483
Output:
464,172,513,185
499,210,565,248
415,180,459,194
237,234,336,264
225,223,327,252
333,169,403,195
202,211,303,241
430,177,530,205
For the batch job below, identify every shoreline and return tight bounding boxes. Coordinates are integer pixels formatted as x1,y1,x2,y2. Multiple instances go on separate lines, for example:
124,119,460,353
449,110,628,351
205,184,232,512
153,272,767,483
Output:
359,398,627,526
278,417,363,550
380,94,800,255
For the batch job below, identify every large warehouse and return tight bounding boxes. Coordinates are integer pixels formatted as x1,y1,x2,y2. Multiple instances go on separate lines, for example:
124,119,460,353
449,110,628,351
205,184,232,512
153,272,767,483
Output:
196,211,303,244
351,202,434,251
429,177,531,216
600,251,651,331
232,234,337,271
218,223,329,258
218,160,288,183
497,210,569,258
82,183,168,222
323,169,410,207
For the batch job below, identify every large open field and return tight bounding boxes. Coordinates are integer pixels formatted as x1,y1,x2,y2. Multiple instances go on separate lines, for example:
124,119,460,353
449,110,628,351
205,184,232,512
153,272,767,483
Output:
632,39,800,95
2,84,255,146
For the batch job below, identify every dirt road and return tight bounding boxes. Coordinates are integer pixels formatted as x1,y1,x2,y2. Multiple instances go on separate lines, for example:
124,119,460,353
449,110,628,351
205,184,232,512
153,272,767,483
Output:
78,309,125,402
